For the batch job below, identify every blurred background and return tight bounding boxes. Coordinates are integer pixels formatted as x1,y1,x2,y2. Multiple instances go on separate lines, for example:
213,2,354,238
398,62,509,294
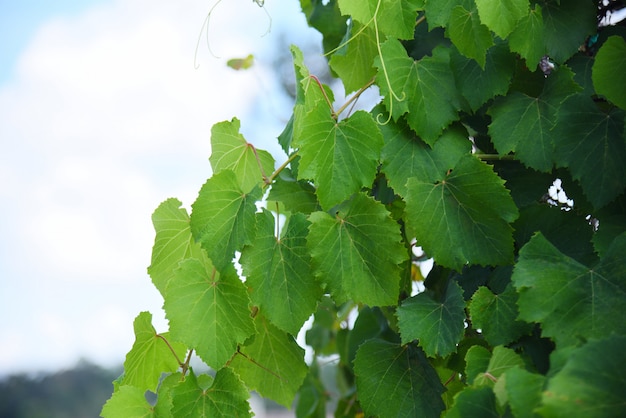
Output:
0,0,334,415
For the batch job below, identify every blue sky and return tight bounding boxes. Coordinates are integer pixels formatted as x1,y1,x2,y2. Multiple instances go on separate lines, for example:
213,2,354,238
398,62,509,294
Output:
0,0,323,375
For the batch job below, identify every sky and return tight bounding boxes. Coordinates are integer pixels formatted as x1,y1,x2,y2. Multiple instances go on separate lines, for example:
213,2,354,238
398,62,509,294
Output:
0,0,326,375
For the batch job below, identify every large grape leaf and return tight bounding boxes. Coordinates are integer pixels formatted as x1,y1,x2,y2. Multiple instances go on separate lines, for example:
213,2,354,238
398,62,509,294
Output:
239,210,322,335
469,285,532,346
488,67,581,172
397,281,466,357
553,94,626,209
512,232,626,346
267,168,320,214
190,170,261,271
292,108,383,210
101,385,154,418
163,258,255,369
508,4,545,69
208,118,275,191
593,36,626,110
474,0,528,39
380,120,471,196
424,0,465,28
375,39,460,144
229,315,308,407
329,22,378,94
450,43,515,111
171,368,251,417
448,4,493,68
338,0,422,40
541,0,596,63
539,336,626,417
147,198,208,295
503,367,545,418
122,312,187,392
404,155,519,270
307,192,406,306
354,339,446,418
446,386,498,418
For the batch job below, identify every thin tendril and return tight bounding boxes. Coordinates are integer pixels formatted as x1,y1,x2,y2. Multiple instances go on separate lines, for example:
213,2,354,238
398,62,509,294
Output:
194,0,224,66
323,16,376,57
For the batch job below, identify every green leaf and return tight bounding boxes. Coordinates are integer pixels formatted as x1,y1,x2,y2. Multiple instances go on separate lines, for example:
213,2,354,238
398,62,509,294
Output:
424,0,466,28
474,0,528,39
354,339,446,418
465,345,492,384
504,367,545,418
488,67,581,172
593,36,626,110
540,336,626,417
147,198,207,295
397,281,466,357
230,315,308,407
209,118,275,191
541,0,596,63
226,54,254,70
164,258,255,369
101,385,154,418
267,169,319,214
380,120,471,196
473,346,524,387
240,210,322,335
299,0,348,54
512,232,626,346
469,285,531,346
293,108,383,210
448,5,493,68
307,193,407,306
329,22,378,94
190,170,261,271
122,312,187,392
450,42,515,111
445,386,498,418
553,94,626,209
171,368,251,417
338,0,421,40
508,4,545,69
376,39,459,144
405,155,519,270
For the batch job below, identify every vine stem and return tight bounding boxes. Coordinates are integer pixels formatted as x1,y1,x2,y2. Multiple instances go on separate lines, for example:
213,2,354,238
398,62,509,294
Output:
264,151,299,187
156,334,185,368
250,143,269,183
309,75,335,115
475,153,516,161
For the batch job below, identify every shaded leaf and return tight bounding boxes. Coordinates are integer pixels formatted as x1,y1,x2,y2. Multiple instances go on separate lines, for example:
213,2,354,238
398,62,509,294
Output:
593,36,626,110
504,367,545,418
448,5,493,68
329,22,378,94
541,0,596,62
446,386,498,418
508,4,545,69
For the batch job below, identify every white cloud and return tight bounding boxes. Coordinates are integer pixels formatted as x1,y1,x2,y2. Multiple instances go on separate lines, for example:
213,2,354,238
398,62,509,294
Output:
0,0,319,374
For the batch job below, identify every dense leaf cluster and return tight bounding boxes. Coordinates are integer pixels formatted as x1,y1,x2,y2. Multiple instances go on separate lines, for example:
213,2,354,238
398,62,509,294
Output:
103,0,626,416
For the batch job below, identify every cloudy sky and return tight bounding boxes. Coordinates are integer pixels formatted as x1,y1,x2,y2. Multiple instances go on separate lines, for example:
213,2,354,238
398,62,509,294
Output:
0,0,325,375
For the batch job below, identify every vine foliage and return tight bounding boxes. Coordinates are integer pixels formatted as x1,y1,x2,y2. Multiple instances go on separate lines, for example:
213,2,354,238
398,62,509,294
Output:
103,0,626,416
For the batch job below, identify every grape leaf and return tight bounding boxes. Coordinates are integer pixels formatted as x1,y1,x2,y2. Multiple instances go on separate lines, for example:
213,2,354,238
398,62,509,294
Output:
338,0,422,40
307,192,406,306
404,155,519,270
190,170,261,271
593,36,626,110
147,198,208,295
299,0,348,54
488,67,581,172
541,0,596,63
424,0,466,28
329,22,378,94
380,120,471,196
473,346,524,387
446,386,498,418
209,118,275,192
171,368,251,417
474,0,528,39
508,4,545,69
376,39,460,144
469,285,531,346
101,385,154,418
503,367,545,418
450,42,515,111
553,94,626,209
292,109,383,210
240,210,322,335
354,339,446,418
164,258,255,370
465,345,492,384
448,5,493,68
267,169,319,214
122,312,187,392
397,281,466,357
512,232,626,346
230,315,308,407
540,336,626,417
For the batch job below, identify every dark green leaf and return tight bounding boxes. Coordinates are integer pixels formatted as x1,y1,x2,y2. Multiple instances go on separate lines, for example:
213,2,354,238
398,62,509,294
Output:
593,36,626,110
354,339,445,418
446,386,498,418
541,0,596,63
508,4,545,69
504,367,545,418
